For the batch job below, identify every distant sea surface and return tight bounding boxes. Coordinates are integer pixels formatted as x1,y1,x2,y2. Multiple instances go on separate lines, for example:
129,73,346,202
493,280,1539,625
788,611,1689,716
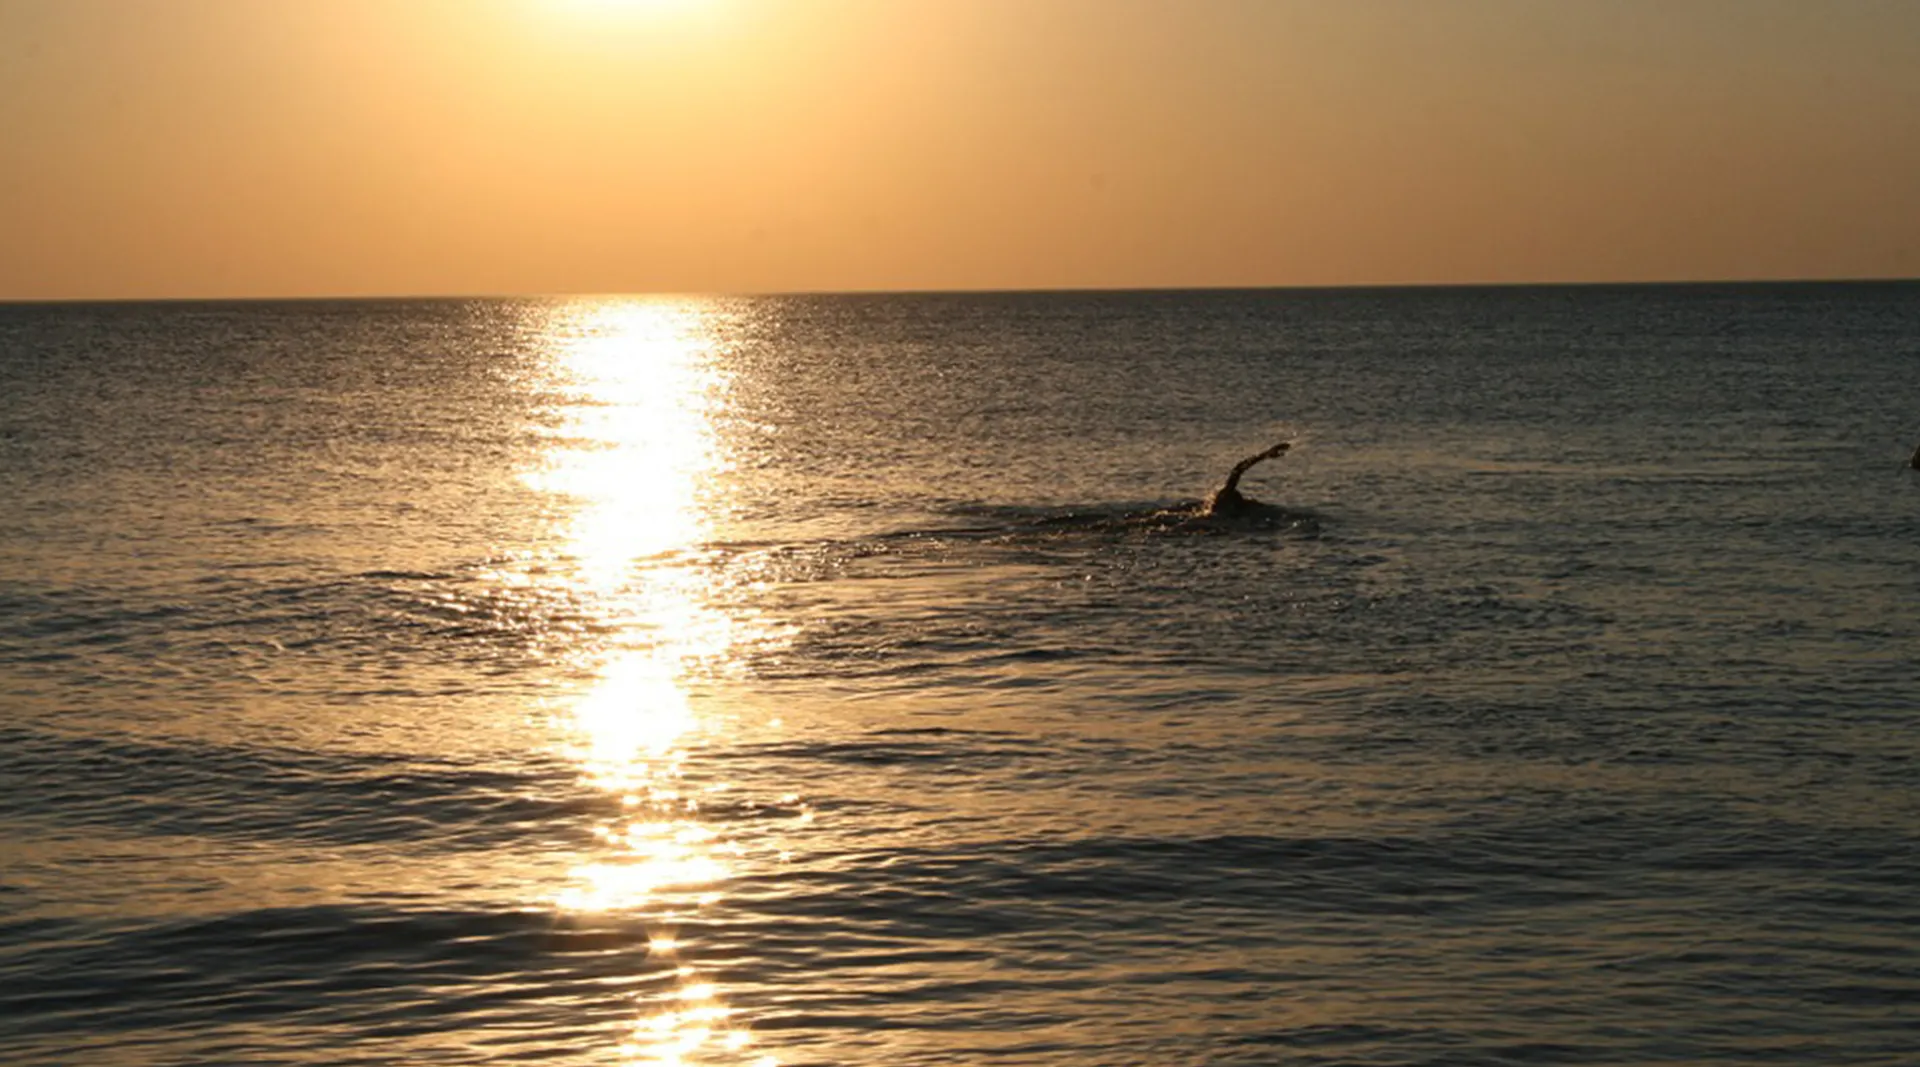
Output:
4,284,1920,1065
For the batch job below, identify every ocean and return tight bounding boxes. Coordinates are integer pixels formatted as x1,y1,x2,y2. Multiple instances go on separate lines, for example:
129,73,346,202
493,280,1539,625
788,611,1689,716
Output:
2,284,1918,1065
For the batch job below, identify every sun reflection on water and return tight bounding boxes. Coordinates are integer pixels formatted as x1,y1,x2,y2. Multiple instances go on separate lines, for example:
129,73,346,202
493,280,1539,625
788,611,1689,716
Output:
526,299,728,589
526,298,768,1066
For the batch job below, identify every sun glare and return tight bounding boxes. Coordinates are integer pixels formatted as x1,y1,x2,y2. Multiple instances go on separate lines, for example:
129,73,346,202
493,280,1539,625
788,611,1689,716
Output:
521,299,770,1064
552,0,708,16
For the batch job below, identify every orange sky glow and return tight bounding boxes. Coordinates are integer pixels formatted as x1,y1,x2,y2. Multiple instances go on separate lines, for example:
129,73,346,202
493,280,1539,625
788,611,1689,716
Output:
3,0,1918,300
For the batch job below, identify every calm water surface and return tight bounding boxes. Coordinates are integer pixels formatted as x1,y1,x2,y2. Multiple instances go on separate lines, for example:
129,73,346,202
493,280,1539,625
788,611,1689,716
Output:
3,285,1919,1064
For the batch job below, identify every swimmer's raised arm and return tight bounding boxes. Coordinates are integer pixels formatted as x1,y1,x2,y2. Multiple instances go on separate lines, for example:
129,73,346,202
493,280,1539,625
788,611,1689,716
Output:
1219,441,1291,497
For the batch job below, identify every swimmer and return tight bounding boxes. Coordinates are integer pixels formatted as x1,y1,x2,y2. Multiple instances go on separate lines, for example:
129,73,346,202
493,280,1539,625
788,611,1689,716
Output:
1202,441,1291,518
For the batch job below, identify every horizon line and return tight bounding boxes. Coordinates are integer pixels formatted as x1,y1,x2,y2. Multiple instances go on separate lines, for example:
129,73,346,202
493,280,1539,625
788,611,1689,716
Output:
4,273,1918,307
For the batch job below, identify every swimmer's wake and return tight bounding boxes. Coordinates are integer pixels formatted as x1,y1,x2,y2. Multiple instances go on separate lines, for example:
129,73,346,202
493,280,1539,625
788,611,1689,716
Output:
1035,438,1303,532
860,439,1310,545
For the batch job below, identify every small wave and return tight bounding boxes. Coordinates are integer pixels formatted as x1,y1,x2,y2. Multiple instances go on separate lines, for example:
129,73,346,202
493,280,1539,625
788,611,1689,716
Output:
0,727,606,851
728,728,1053,773
0,903,666,1053
0,563,618,703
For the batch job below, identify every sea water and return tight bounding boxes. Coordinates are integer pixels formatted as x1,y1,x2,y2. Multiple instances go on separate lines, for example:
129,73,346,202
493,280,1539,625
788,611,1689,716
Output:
3,284,1918,1065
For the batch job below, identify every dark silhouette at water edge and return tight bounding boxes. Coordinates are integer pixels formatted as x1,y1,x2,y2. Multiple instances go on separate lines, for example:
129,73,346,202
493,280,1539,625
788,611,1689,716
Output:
1203,441,1291,518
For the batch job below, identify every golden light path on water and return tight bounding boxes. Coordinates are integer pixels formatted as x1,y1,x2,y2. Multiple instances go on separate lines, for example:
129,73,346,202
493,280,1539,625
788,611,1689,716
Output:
523,299,776,1067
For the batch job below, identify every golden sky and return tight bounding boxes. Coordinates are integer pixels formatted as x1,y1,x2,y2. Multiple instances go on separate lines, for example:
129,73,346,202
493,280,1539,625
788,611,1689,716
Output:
3,0,1918,299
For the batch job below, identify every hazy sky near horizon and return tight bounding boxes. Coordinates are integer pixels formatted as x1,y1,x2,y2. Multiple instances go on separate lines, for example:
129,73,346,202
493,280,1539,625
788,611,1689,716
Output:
3,0,1918,299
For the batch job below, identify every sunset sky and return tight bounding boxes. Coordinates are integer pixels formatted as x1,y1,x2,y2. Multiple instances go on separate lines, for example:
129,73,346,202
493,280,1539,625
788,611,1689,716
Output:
3,0,1918,300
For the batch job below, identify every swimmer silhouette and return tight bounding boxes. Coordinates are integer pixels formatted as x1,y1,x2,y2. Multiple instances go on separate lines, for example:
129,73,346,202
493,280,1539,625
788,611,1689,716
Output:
1202,441,1291,518
1911,444,1920,470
